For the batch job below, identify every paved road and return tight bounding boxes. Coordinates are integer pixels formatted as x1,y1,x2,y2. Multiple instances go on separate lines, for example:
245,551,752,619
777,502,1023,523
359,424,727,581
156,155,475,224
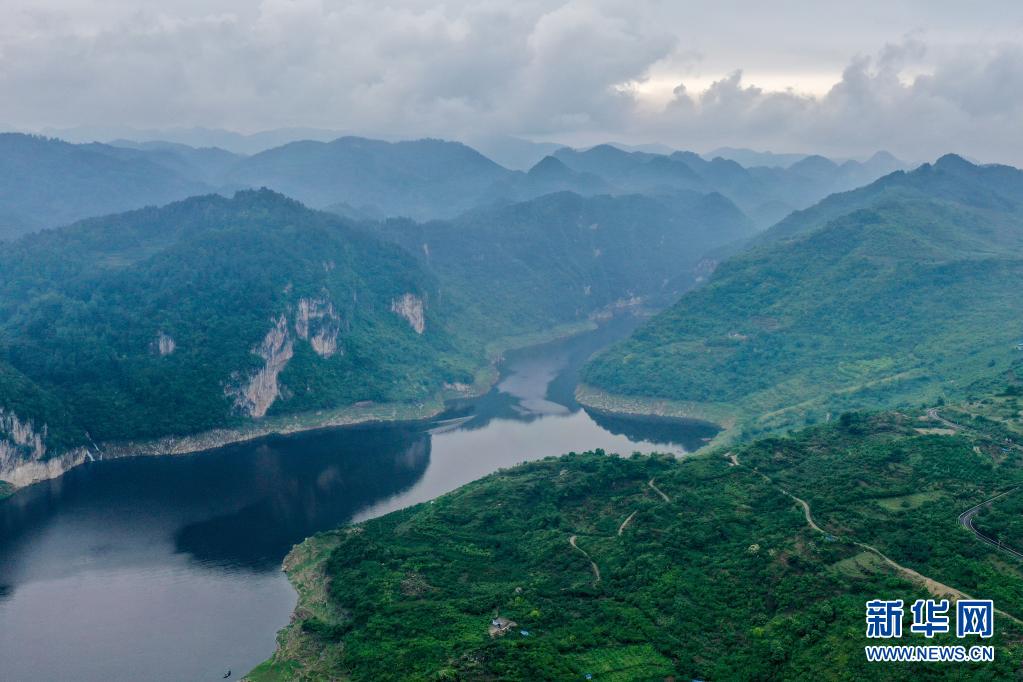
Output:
925,408,961,430
958,487,1023,561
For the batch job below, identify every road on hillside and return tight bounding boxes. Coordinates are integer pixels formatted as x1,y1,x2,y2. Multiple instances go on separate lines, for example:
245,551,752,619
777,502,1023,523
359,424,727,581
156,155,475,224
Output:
958,487,1023,561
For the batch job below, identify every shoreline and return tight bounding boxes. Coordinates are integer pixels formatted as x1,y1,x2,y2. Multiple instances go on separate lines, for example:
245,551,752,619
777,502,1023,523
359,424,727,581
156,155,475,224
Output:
574,383,737,451
0,317,603,493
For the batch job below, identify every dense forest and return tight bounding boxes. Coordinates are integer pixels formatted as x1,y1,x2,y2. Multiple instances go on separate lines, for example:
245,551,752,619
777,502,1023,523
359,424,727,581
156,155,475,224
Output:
582,155,1023,440
0,190,468,453
251,387,1023,680
369,190,754,340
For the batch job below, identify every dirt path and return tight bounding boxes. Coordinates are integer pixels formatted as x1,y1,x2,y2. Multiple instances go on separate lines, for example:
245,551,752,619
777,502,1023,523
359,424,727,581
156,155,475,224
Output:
569,535,601,583
617,510,638,536
648,478,671,502
777,487,824,533
730,452,1022,624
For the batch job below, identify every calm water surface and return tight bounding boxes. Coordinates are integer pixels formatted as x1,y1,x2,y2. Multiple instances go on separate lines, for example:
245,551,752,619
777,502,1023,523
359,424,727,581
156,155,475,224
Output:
0,316,717,681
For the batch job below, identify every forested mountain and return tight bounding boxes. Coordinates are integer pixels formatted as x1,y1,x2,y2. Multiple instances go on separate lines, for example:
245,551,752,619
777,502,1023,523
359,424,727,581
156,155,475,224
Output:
224,137,515,220
1,132,907,241
581,156,1023,439
0,185,754,485
0,134,215,240
369,190,755,339
553,144,908,227
0,190,473,479
105,139,245,184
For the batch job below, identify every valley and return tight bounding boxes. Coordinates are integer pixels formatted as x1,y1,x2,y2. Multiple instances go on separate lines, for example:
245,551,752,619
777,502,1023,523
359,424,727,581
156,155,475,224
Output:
0,317,718,681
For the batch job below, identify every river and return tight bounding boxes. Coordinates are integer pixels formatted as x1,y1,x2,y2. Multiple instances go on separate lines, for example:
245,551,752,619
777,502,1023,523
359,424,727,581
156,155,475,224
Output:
0,315,717,681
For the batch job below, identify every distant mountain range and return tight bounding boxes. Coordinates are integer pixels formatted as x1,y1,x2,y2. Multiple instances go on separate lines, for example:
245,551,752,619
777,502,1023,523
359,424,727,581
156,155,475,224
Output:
0,132,909,240
581,154,1023,439
552,145,908,227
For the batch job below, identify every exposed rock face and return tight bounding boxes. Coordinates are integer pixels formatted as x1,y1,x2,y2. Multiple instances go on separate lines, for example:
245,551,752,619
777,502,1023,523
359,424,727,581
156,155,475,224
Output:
391,293,425,334
232,316,294,418
155,332,176,356
692,258,719,284
0,409,48,469
0,409,93,488
295,297,341,358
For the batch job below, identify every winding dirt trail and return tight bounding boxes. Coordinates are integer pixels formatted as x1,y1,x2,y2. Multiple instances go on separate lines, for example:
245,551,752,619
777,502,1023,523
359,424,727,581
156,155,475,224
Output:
569,535,601,583
648,478,671,502
617,510,638,536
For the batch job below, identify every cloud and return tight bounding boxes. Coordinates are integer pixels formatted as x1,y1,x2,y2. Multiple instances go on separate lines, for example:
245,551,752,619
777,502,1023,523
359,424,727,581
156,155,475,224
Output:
647,41,1023,164
1,1,1023,163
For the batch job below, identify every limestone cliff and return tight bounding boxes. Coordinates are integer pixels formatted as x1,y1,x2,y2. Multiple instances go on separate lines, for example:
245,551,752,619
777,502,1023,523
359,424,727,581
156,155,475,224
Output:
154,331,176,356
0,408,93,487
390,293,426,334
231,316,294,418
0,408,47,469
295,297,341,358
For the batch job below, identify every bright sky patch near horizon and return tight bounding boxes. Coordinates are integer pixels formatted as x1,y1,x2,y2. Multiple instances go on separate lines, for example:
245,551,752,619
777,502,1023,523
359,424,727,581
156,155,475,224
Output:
2,1,1023,163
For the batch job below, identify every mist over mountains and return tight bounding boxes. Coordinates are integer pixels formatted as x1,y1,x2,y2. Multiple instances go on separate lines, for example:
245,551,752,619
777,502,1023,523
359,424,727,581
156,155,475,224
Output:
0,131,909,241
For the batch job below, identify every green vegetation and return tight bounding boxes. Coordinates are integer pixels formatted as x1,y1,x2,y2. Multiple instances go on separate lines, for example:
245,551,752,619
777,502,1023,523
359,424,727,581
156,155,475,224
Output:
973,493,1023,551
371,191,754,340
0,190,473,459
0,184,752,480
252,401,1023,680
582,156,1023,440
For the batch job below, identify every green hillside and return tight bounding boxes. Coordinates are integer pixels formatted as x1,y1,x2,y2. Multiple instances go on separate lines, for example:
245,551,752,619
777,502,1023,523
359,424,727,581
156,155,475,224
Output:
0,190,472,464
370,191,754,340
581,157,1023,439
251,399,1023,681
0,133,215,240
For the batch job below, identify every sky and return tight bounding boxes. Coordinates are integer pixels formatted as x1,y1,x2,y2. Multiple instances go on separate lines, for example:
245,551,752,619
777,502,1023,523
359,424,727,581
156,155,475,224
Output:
3,1,1023,163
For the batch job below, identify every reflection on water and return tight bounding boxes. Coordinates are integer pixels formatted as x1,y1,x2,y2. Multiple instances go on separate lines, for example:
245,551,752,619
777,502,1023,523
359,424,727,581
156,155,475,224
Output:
0,314,718,681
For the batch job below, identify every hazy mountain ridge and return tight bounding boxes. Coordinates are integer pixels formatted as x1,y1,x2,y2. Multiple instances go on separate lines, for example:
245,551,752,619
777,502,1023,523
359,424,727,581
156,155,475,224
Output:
0,133,216,240
553,144,909,227
0,132,908,240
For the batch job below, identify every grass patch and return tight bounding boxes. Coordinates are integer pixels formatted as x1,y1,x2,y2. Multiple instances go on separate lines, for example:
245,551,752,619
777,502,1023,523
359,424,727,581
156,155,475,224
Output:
875,491,945,511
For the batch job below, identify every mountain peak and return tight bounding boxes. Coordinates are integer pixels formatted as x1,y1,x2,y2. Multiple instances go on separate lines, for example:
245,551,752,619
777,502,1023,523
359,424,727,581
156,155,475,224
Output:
790,154,839,174
933,153,976,172
527,155,571,177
